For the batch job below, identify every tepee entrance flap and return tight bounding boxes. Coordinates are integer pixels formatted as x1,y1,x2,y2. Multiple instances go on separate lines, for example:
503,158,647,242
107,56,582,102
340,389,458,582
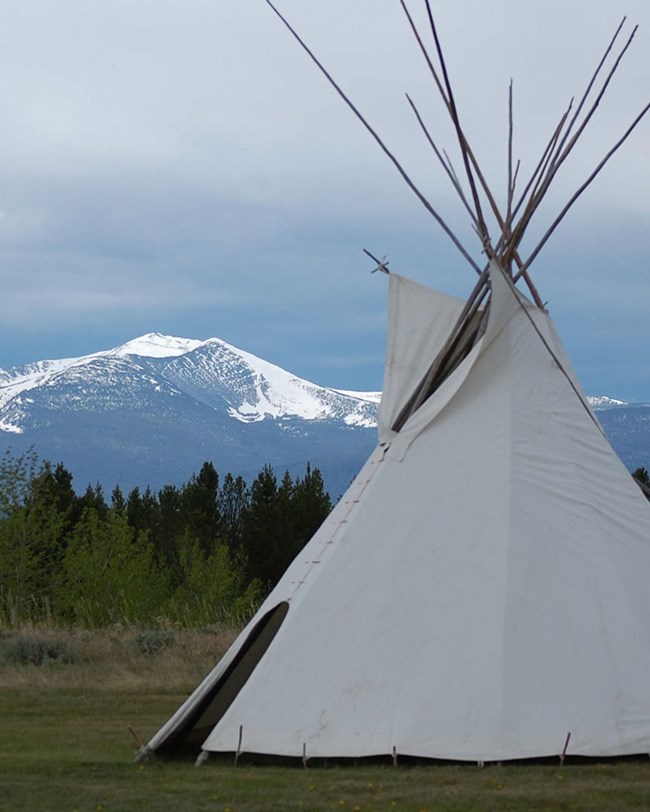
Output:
388,261,524,460
377,272,466,442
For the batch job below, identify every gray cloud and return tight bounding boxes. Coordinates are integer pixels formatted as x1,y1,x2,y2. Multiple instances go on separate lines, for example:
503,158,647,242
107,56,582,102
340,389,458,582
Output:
0,0,648,396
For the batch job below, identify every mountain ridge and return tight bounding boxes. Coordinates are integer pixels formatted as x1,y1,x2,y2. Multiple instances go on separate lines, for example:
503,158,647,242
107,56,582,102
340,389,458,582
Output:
0,333,380,495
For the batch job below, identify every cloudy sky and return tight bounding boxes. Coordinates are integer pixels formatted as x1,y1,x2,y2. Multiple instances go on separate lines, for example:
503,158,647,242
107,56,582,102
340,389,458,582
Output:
1,0,648,399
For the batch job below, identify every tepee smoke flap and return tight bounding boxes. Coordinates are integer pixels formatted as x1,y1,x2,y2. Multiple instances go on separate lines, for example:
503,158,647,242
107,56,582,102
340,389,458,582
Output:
138,3,650,763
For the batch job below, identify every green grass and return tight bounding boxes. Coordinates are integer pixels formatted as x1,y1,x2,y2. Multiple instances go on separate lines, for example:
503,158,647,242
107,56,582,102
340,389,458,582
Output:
2,630,650,811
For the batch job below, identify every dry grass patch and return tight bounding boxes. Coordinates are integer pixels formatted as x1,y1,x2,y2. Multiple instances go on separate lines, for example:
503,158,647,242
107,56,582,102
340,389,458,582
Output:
0,624,238,692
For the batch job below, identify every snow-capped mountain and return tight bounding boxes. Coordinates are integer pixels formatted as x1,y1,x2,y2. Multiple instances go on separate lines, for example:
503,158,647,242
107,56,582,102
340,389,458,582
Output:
0,333,647,495
0,333,379,494
0,333,378,431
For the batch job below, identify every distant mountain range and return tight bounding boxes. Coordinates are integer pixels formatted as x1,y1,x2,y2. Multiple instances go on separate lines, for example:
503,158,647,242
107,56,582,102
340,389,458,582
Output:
0,333,647,495
0,334,380,496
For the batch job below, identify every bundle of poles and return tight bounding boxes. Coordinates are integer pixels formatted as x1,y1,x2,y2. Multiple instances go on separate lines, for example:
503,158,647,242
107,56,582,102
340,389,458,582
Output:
265,0,649,426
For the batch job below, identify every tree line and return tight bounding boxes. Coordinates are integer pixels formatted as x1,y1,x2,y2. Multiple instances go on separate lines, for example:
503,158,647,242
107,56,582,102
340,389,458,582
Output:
0,450,332,628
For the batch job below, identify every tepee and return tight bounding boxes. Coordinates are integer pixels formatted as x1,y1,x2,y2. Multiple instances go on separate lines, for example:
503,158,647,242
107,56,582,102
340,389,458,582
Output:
138,4,650,763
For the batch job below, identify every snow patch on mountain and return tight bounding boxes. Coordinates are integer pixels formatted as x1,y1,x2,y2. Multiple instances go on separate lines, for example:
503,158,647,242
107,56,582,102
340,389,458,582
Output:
215,347,333,422
335,390,382,404
0,357,85,410
112,333,206,359
588,396,629,409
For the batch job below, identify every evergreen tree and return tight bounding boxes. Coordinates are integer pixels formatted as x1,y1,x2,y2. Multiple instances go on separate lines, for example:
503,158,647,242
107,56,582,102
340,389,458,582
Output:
126,486,158,534
111,484,126,513
239,464,333,593
220,473,249,558
77,482,108,518
153,484,185,583
290,464,332,553
41,462,77,533
181,461,221,555
240,465,285,590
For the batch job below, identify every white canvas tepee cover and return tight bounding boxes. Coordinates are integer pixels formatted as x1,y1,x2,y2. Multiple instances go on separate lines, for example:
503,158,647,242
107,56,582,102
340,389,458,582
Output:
143,264,650,763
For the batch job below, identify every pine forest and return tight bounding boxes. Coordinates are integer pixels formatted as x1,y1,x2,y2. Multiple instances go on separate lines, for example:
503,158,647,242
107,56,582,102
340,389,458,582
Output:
0,450,332,629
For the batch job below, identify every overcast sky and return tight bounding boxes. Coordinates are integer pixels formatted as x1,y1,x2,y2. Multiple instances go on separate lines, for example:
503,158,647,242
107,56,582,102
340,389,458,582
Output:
0,1,648,399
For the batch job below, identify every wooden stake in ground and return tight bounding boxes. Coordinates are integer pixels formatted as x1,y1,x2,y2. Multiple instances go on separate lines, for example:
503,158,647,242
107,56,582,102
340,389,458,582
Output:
127,724,144,749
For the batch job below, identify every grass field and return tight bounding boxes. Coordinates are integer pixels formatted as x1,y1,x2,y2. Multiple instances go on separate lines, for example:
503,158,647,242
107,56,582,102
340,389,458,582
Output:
2,628,650,812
